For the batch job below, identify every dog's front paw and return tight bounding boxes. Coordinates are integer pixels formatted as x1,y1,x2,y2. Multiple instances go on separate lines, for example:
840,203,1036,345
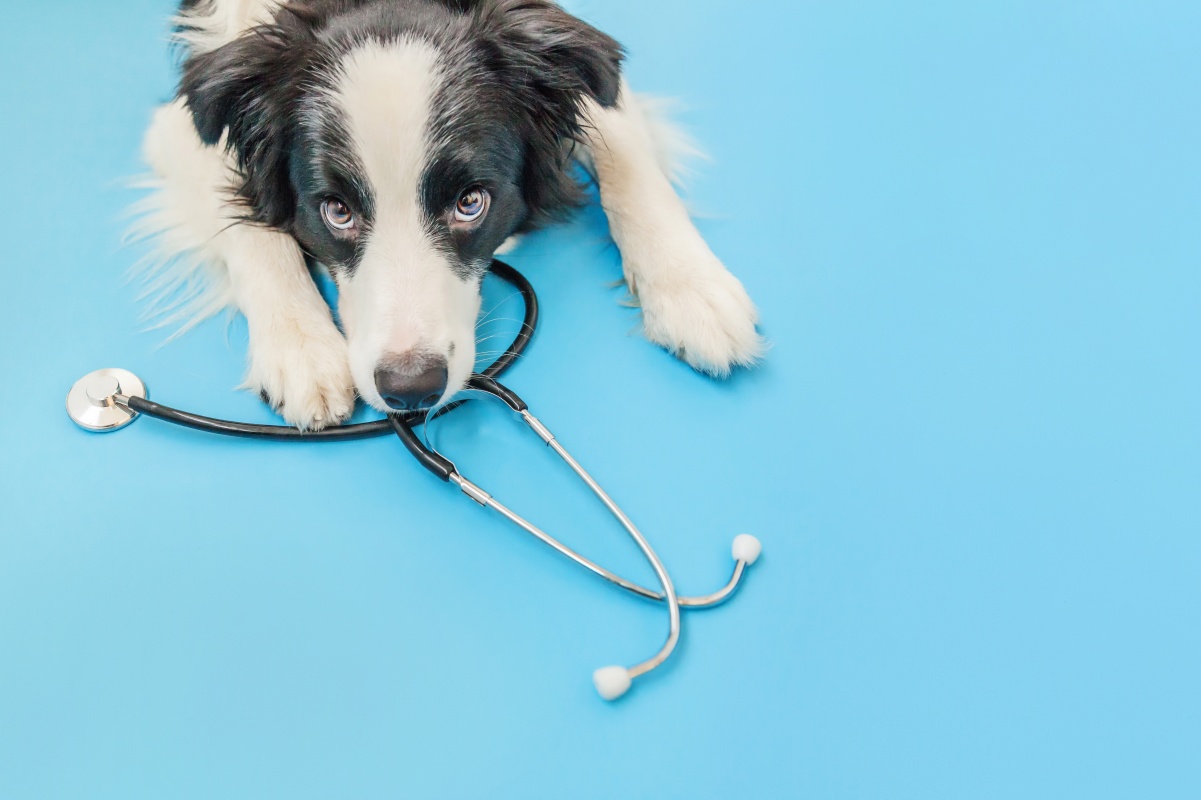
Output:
632,244,764,377
244,317,356,430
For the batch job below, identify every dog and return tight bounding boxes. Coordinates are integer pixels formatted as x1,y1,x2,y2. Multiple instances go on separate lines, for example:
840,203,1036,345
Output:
136,0,763,429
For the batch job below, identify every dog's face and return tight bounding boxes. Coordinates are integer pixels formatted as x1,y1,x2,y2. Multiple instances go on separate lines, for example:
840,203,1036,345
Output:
182,0,621,411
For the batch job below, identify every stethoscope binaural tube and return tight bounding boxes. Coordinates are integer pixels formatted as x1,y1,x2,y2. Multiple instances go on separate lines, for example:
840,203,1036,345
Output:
392,376,762,701
66,258,763,701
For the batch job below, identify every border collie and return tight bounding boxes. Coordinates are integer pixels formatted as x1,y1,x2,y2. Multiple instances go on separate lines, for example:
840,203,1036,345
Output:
136,0,763,429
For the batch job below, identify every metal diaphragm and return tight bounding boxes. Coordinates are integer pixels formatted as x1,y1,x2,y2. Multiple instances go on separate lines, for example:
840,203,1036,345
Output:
66,369,147,432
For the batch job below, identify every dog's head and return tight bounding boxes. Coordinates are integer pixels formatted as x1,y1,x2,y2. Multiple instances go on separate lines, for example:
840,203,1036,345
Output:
181,0,622,411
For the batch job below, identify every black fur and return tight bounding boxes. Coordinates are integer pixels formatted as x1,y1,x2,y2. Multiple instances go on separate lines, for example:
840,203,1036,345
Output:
181,10,319,228
179,0,624,240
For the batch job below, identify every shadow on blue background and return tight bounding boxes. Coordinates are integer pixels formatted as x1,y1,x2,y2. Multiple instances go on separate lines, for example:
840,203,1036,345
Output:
1,1,1198,798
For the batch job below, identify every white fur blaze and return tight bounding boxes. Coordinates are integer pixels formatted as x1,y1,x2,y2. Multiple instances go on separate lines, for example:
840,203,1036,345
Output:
329,39,481,411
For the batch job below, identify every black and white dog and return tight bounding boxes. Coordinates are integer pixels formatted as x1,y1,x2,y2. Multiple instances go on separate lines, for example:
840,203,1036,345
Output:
138,0,762,429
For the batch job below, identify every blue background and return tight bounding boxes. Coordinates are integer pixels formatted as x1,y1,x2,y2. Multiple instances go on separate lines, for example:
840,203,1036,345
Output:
1,1,1198,797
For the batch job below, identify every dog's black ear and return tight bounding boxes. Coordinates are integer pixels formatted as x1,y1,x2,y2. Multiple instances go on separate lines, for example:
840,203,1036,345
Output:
179,18,314,228
477,1,624,226
484,0,624,109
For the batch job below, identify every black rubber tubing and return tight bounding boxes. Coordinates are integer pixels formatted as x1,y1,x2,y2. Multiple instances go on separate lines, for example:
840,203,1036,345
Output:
123,259,538,442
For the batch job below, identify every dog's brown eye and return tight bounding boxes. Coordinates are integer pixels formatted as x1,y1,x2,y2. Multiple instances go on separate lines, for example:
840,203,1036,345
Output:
454,187,489,224
321,198,355,231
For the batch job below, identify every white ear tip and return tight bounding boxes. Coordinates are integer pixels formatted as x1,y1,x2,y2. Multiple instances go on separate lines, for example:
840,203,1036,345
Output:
593,666,632,701
732,534,763,565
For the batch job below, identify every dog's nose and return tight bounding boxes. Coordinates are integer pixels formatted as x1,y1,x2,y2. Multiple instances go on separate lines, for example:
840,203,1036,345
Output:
375,356,449,411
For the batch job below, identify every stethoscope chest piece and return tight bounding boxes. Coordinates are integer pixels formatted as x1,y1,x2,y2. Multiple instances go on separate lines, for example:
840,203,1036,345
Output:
66,369,147,432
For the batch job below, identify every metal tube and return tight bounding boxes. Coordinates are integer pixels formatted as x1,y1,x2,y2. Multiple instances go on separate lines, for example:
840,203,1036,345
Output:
519,412,679,680
457,478,752,609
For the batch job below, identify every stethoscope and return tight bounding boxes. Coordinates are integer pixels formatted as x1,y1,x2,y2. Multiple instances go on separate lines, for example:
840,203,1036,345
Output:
65,260,762,701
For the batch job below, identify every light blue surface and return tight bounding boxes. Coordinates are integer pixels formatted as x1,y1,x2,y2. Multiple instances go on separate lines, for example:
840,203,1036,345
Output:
2,1,1199,797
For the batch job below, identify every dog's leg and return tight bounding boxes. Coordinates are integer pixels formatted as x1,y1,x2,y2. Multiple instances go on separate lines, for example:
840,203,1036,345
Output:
141,100,355,429
581,85,764,377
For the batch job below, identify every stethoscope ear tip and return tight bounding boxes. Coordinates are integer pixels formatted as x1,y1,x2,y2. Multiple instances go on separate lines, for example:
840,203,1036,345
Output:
732,534,763,566
593,666,633,701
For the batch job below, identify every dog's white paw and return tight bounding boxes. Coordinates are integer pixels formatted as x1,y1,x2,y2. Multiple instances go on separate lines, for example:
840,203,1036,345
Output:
630,243,764,377
243,316,356,430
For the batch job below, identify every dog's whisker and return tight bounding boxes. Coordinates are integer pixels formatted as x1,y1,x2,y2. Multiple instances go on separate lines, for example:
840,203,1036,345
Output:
474,351,529,366
475,317,536,334
475,333,517,346
474,316,526,331
476,291,523,325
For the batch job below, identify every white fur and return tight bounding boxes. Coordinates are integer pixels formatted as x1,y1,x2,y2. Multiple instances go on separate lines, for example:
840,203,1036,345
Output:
126,101,234,336
137,100,355,429
329,40,482,412
582,84,764,376
576,92,704,188
173,0,284,54
631,94,707,187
